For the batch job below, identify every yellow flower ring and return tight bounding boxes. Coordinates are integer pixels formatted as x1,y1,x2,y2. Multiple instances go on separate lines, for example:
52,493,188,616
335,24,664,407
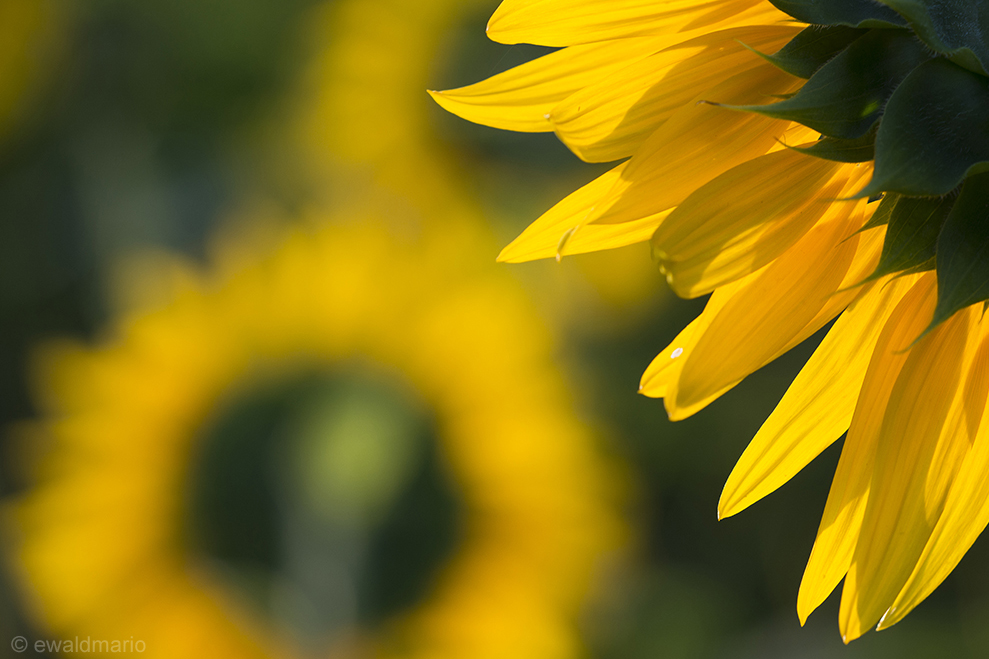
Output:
434,0,989,643
9,218,623,658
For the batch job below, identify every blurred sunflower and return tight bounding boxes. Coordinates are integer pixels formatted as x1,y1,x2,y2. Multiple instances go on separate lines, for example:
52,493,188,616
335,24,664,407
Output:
7,217,623,659
433,0,989,642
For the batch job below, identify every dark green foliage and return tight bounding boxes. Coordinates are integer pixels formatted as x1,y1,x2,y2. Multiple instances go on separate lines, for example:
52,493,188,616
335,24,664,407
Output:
791,129,875,163
929,173,989,330
861,58,989,197
865,195,954,282
733,30,929,140
894,256,937,278
759,25,867,79
768,0,907,27
880,0,989,75
857,193,900,233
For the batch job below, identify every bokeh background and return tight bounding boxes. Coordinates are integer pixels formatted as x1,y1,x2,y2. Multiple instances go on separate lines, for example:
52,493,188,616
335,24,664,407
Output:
3,1,989,657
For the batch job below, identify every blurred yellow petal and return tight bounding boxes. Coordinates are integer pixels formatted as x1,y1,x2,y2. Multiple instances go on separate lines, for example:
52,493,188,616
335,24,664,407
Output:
839,305,985,641
880,327,989,628
551,25,797,162
797,273,937,626
486,0,784,46
718,273,921,520
11,2,628,656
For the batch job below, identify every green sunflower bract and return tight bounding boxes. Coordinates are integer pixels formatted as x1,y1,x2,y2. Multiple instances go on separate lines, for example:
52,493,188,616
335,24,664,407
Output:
432,0,989,643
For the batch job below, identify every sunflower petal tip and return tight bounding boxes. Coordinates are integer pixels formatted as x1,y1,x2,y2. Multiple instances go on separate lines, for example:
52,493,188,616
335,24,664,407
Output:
717,497,739,521
427,88,459,114
796,595,814,628
665,405,693,422
876,607,895,631
840,623,867,644
484,13,514,45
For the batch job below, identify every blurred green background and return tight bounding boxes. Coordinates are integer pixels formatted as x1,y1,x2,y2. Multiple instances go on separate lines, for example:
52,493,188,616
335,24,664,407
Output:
3,1,989,657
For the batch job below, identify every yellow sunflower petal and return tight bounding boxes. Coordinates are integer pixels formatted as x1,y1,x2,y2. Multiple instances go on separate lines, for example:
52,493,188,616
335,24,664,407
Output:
652,152,857,299
497,162,673,263
639,274,752,398
428,35,674,133
718,273,920,520
879,326,989,629
797,273,937,626
665,198,860,419
840,305,985,641
551,25,798,162
648,205,883,420
486,0,783,47
586,63,802,227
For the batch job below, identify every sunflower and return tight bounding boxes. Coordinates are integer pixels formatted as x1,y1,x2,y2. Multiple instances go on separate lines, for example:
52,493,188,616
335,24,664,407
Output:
432,0,989,642
6,216,623,659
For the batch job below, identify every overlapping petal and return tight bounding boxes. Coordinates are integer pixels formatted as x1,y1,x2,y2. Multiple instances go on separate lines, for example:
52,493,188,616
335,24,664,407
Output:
650,151,857,298
647,195,881,420
718,273,919,519
880,326,989,628
551,26,798,161
839,301,982,641
797,274,936,624
586,63,803,227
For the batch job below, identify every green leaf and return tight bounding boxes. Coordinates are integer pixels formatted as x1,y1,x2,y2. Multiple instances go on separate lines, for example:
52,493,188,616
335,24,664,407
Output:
759,25,868,78
791,128,875,162
860,58,989,197
928,172,989,331
895,256,936,277
877,0,989,75
769,0,907,27
864,195,954,282
728,30,929,140
856,193,900,233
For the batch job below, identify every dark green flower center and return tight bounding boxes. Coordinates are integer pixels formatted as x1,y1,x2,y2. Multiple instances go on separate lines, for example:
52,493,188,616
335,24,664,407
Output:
184,367,463,647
